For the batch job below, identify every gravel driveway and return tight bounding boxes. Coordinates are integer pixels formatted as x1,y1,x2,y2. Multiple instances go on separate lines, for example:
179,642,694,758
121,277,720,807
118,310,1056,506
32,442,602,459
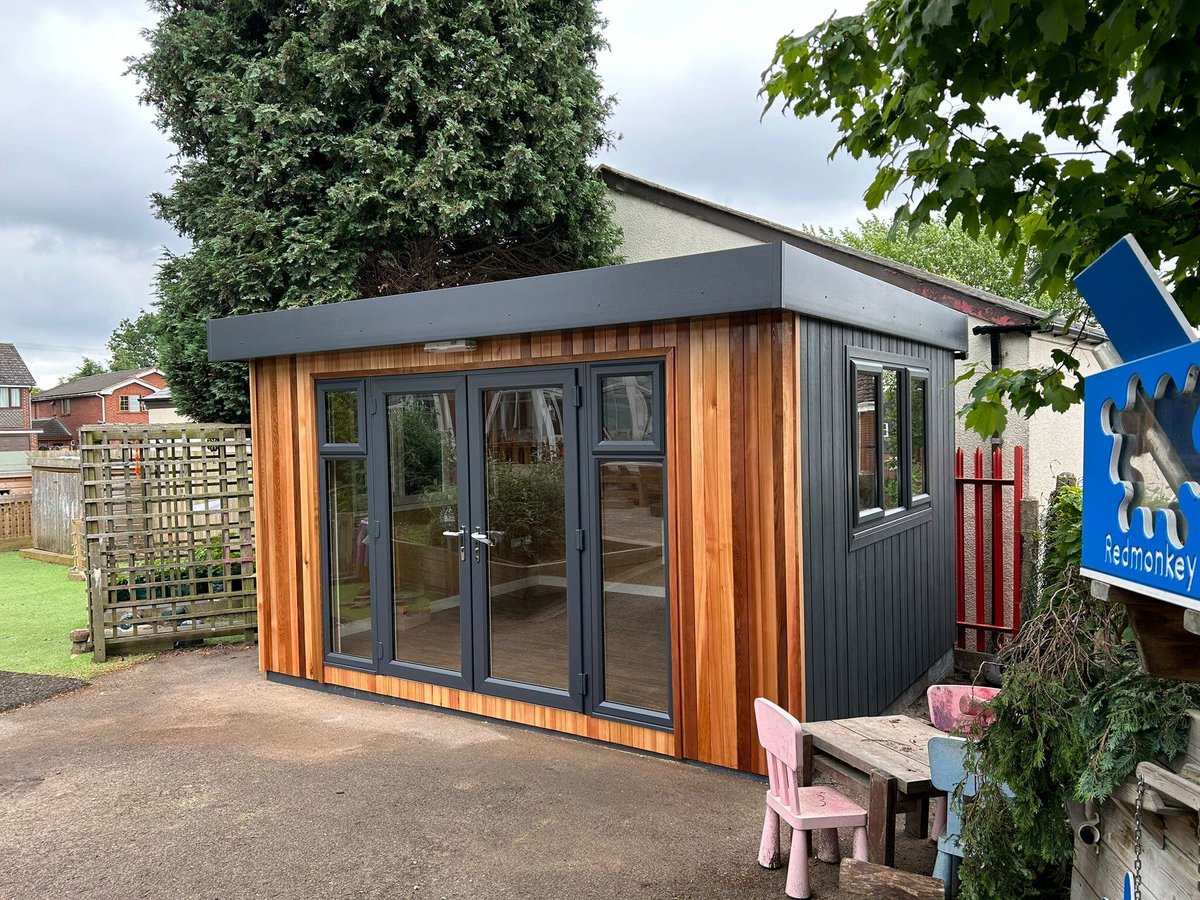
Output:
0,646,934,899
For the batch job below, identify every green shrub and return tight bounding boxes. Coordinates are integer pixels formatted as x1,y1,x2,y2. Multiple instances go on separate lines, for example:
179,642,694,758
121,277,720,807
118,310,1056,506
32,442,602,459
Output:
959,483,1200,898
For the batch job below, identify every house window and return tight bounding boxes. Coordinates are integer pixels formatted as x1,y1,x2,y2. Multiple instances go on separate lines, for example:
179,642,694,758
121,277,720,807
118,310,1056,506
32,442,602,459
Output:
119,395,141,412
849,349,931,540
1,388,19,408
60,398,71,415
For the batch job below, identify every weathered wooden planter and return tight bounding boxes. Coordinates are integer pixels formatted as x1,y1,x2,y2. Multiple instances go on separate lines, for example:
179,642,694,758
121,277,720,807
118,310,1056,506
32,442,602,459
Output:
208,242,967,773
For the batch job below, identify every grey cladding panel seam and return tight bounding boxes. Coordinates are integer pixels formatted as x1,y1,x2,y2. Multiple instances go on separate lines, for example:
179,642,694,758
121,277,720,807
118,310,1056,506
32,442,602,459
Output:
799,316,956,722
207,243,968,362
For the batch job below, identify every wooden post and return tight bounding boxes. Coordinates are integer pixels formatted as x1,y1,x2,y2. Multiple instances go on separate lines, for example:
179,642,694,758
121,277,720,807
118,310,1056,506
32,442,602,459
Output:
868,769,899,866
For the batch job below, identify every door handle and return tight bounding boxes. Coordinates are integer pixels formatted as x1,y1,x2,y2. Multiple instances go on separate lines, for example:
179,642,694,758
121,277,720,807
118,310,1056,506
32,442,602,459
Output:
442,526,466,561
470,531,494,546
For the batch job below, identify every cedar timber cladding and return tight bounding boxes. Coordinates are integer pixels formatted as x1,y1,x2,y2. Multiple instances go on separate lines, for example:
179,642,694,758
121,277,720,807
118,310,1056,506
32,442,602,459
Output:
250,314,802,772
798,318,957,722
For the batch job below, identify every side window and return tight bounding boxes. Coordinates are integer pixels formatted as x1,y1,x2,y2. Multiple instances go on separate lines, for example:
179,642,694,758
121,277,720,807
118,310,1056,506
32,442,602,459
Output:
316,380,373,665
849,350,931,536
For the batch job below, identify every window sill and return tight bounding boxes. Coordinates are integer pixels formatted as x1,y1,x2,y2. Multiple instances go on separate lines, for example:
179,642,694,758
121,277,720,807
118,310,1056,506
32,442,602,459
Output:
850,503,933,551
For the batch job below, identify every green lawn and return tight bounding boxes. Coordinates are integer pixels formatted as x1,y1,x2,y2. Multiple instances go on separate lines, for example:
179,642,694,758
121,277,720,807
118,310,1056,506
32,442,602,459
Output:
0,552,149,677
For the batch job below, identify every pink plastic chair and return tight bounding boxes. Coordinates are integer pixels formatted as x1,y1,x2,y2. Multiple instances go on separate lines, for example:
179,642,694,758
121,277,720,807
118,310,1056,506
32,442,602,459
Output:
926,685,1000,841
926,685,1000,735
754,698,868,899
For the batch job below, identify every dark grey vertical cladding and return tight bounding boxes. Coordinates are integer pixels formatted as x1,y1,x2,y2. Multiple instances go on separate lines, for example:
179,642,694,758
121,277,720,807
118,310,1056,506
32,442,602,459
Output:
799,316,957,722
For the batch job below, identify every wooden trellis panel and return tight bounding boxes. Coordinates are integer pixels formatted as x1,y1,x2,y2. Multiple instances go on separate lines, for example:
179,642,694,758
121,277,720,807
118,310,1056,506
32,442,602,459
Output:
81,424,255,660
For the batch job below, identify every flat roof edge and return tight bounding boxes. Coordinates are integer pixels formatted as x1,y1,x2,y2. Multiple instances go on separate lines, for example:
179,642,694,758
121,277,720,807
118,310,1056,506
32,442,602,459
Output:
207,241,967,362
780,244,968,353
208,243,784,362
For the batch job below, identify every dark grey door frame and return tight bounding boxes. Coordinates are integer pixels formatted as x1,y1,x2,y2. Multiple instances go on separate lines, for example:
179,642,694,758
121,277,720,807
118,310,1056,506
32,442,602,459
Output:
466,367,584,713
318,359,673,729
369,375,473,691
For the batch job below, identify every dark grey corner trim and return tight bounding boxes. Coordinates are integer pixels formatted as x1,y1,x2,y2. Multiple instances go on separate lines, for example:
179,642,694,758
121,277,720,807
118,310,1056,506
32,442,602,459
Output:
208,243,785,362
780,244,968,353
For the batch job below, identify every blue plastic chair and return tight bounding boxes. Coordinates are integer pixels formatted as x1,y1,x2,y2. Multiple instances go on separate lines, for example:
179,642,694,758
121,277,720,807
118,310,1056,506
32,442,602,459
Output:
928,736,977,898
928,735,1016,898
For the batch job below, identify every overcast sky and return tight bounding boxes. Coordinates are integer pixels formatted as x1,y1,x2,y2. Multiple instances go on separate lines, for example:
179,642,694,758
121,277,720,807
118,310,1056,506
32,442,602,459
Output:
1,0,871,387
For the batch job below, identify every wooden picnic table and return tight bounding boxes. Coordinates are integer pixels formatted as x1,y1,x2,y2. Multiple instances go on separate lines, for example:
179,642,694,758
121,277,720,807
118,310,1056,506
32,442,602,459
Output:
802,714,945,867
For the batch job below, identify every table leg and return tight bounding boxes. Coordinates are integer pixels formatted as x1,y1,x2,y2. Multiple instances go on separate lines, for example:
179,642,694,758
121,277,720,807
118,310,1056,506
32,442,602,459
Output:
904,797,930,839
868,769,899,866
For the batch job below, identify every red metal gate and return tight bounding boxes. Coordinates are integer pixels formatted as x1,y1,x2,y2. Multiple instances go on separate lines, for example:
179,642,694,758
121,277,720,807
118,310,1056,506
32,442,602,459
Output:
955,446,1024,651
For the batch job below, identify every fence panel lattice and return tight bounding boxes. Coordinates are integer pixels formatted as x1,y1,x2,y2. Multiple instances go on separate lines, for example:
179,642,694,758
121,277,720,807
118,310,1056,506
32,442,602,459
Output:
81,424,255,660
0,494,32,551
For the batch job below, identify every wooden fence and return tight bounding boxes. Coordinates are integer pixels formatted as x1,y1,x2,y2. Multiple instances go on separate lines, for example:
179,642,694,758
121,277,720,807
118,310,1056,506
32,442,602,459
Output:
0,493,32,551
30,450,81,557
81,424,256,660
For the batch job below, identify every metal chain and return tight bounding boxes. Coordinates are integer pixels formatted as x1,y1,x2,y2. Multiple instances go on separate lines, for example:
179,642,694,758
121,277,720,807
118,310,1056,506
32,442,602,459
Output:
1132,774,1145,900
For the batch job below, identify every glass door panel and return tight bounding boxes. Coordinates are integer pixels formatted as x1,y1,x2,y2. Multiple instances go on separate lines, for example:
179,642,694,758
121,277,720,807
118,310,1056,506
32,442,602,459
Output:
326,459,373,660
598,461,669,713
374,378,470,687
469,372,581,709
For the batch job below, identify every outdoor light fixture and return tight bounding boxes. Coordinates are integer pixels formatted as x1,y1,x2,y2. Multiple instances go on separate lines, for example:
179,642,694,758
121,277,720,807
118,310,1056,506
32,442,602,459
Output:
423,339,477,353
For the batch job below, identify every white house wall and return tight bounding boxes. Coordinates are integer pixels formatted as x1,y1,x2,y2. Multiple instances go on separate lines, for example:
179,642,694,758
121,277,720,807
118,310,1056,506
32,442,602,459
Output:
608,190,760,263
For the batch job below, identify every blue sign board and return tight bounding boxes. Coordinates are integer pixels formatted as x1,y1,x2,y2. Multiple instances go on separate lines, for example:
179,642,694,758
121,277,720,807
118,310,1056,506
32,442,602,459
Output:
1079,236,1200,611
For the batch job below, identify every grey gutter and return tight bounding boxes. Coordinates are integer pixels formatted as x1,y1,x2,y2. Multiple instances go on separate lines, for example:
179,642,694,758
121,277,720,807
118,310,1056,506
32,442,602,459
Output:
208,242,968,362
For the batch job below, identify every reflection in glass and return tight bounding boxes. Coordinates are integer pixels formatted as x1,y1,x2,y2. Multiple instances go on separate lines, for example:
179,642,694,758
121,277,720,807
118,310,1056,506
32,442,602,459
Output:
483,387,569,690
856,370,879,510
601,374,654,442
325,390,359,445
327,459,371,657
600,462,668,712
387,392,461,672
911,378,927,496
882,369,901,510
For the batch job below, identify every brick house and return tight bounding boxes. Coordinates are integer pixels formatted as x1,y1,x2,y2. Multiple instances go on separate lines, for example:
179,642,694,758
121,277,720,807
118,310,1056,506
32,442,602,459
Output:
32,368,167,447
0,343,38,453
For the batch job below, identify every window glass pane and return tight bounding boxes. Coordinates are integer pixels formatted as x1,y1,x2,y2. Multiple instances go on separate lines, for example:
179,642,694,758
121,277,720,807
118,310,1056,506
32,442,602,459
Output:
387,392,461,672
599,462,668,713
325,390,359,444
855,370,879,510
601,374,654,442
882,369,901,510
327,458,372,658
911,378,927,496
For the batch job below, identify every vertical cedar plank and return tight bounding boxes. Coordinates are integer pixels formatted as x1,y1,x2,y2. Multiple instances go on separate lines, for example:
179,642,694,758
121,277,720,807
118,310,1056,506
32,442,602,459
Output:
728,317,752,771
249,363,270,673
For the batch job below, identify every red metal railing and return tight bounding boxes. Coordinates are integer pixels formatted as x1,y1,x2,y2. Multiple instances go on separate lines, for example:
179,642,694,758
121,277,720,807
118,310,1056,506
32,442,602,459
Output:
955,446,1024,651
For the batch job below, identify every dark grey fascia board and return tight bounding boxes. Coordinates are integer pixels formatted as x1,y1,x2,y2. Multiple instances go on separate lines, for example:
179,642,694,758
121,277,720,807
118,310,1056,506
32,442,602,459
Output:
780,243,968,352
208,241,967,362
208,243,782,362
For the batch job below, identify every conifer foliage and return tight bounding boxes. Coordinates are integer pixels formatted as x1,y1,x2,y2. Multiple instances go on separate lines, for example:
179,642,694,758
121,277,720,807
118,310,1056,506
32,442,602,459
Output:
133,1,620,422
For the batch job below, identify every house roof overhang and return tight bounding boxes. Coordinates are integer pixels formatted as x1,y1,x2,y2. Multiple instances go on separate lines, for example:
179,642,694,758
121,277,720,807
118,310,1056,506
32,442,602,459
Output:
208,242,968,363
600,165,1107,342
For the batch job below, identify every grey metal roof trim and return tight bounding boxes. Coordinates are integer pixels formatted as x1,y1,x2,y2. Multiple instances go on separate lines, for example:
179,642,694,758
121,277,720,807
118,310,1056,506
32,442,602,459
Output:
208,242,968,363
599,165,1106,343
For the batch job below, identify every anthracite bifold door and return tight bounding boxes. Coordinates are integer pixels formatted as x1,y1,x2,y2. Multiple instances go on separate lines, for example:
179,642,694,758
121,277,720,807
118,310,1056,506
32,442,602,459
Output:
317,361,671,729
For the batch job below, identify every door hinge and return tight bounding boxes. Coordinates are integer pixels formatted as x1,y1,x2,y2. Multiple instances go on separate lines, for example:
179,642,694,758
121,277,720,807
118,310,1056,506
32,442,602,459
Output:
575,529,585,551
573,385,583,407
576,673,589,696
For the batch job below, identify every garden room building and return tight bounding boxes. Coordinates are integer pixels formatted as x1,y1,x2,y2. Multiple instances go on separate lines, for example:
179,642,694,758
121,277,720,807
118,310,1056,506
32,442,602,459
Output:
208,241,967,774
